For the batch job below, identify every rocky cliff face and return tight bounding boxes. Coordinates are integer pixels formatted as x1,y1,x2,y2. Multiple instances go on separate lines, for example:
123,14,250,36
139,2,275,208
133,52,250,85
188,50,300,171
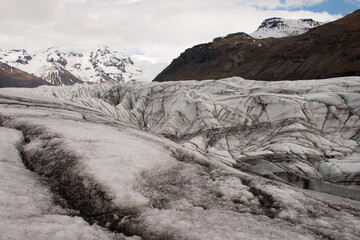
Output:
153,10,360,82
0,62,51,88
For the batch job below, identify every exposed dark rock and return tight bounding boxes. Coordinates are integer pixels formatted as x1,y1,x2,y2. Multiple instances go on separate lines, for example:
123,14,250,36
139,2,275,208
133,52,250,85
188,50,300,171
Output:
0,61,52,88
39,65,83,86
258,17,285,29
46,51,68,67
256,17,321,32
153,10,360,82
24,55,32,61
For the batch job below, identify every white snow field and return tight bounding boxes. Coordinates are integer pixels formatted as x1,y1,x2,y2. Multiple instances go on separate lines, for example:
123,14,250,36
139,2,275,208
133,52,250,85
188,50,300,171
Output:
0,77,360,239
251,17,322,39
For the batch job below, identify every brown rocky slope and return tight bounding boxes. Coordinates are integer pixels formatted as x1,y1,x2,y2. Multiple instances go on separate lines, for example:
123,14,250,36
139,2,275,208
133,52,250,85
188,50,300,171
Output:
0,62,52,88
153,9,360,82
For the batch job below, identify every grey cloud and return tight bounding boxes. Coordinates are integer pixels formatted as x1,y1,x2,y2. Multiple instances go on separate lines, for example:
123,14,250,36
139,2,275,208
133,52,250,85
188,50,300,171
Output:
0,0,340,62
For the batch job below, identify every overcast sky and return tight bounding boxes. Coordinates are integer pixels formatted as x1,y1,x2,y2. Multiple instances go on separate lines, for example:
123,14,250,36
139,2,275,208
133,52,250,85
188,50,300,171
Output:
0,0,359,66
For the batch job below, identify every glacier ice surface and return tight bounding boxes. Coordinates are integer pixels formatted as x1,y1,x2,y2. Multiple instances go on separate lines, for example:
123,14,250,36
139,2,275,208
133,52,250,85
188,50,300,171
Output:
0,76,360,239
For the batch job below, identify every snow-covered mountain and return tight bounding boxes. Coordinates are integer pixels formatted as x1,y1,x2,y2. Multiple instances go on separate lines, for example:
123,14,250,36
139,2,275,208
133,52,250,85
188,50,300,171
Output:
1,77,360,239
0,46,142,85
251,17,323,39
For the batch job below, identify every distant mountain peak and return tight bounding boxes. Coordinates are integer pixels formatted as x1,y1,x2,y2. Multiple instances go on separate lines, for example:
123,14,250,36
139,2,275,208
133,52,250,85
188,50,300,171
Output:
96,45,110,51
251,17,323,39
0,46,142,85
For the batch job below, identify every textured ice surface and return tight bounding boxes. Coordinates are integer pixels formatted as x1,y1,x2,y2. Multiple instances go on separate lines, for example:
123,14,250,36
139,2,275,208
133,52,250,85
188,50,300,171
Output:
0,127,117,240
1,77,360,239
24,76,360,185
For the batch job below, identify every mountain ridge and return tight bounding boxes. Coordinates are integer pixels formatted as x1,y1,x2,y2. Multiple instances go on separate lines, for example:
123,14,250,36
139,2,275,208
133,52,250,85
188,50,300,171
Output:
0,46,141,85
153,10,360,82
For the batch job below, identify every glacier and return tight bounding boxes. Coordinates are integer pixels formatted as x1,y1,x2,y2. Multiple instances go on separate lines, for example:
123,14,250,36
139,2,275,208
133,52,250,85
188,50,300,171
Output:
0,77,360,239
